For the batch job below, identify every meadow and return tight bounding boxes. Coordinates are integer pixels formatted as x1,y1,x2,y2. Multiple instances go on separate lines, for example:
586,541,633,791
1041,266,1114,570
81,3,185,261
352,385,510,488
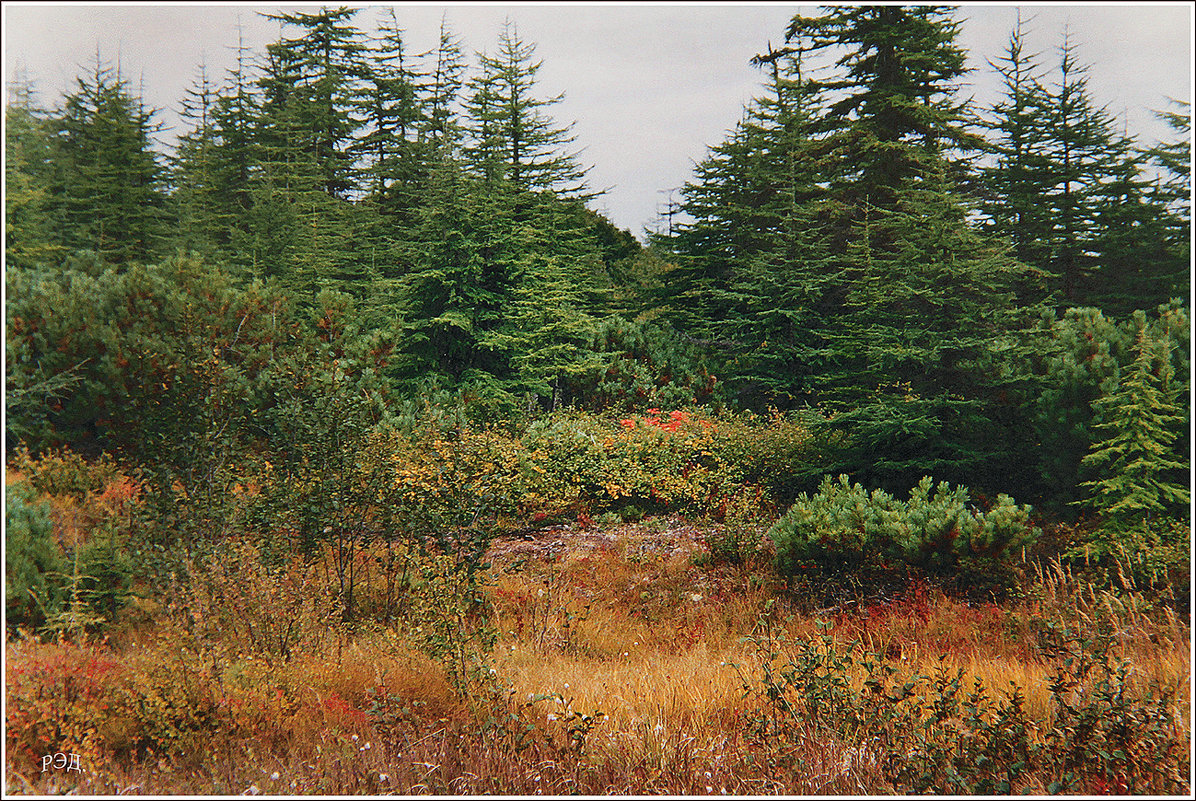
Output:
4,419,1190,795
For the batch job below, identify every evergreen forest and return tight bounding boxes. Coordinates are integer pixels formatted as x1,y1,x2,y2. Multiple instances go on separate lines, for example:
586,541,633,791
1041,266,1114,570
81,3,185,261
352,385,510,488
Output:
4,6,1192,795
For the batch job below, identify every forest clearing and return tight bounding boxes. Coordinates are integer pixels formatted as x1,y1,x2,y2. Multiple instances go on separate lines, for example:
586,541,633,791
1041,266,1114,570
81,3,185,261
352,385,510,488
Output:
4,4,1190,796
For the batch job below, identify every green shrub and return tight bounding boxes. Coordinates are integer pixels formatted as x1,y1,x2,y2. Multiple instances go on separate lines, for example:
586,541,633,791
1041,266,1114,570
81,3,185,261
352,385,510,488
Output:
709,409,837,504
769,475,1039,600
5,481,63,632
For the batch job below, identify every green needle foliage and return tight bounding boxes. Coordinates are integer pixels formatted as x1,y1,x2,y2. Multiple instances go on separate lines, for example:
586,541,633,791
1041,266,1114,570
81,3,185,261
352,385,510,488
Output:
1077,320,1190,524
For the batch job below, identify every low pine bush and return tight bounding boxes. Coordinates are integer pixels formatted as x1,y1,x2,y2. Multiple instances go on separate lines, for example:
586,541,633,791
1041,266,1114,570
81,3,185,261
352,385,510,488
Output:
5,481,63,633
769,475,1040,601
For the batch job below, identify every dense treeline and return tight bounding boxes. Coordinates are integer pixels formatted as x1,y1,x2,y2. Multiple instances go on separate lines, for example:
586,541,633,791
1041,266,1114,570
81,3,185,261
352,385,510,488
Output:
6,5,1189,520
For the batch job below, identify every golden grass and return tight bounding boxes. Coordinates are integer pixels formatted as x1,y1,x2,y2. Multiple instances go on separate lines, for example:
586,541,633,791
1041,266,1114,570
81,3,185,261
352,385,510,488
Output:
5,518,1191,795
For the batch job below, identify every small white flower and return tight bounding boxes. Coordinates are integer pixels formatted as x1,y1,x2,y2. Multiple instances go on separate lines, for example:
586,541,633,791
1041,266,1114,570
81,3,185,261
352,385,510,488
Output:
363,742,371,750
379,774,390,782
351,734,359,742
269,772,280,781
622,651,629,657
706,786,714,793
546,713,558,721
243,785,260,796
563,683,569,690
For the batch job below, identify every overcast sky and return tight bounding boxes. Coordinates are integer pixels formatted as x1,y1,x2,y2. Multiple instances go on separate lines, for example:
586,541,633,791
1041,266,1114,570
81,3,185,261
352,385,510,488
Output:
4,2,1192,237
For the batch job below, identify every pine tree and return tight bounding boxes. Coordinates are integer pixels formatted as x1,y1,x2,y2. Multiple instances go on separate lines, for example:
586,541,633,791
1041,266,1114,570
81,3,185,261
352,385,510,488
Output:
1078,321,1190,522
206,25,263,271
1085,137,1188,316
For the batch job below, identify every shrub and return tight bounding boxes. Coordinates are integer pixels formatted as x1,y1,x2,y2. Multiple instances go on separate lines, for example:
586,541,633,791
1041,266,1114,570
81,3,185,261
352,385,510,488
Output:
521,408,737,518
10,447,122,499
173,538,341,665
5,641,121,765
740,619,1188,793
5,481,62,632
703,486,771,566
769,475,1039,600
709,408,837,504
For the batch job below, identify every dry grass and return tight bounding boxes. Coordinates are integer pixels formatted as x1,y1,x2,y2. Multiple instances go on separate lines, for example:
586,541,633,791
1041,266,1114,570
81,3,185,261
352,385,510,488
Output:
5,516,1190,795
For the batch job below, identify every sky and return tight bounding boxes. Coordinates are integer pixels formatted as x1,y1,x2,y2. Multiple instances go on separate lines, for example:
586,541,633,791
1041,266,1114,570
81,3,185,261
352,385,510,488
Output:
4,2,1192,238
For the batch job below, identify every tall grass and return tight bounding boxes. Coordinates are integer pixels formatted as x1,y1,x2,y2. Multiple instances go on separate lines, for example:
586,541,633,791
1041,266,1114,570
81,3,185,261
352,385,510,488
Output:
5,518,1189,795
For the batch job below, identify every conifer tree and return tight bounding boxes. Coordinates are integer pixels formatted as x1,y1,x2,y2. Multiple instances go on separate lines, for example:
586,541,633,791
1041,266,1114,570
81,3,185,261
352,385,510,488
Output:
397,166,519,388
47,54,168,266
1078,321,1190,522
353,8,428,217
249,16,372,299
421,15,467,156
172,61,226,259
5,75,65,269
980,26,1178,311
979,14,1056,283
664,6,1046,489
261,6,367,199
463,21,589,196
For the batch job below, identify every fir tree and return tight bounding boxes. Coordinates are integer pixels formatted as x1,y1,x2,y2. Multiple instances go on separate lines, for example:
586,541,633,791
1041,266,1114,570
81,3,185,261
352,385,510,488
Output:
47,54,169,266
421,15,467,156
978,13,1056,286
1078,321,1190,522
463,21,590,196
5,74,65,269
172,60,226,259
